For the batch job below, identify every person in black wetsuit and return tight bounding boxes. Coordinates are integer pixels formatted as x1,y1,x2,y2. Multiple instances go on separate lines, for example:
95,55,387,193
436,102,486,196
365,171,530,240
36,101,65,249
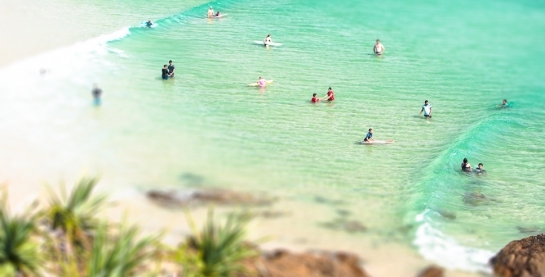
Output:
146,20,153,28
162,65,171,80
168,60,175,77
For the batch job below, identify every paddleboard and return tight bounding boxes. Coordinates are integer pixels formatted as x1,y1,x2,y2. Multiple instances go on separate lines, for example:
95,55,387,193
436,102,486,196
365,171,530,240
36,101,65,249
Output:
358,140,395,145
253,41,283,47
248,80,273,87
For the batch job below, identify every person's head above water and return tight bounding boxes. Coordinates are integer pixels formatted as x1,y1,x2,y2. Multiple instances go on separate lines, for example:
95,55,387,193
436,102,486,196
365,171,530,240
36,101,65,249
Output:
328,87,332,91
267,34,271,37
376,39,380,43
503,99,507,104
169,60,173,64
313,93,317,97
478,163,483,168
424,100,429,105
463,158,468,163
368,128,373,133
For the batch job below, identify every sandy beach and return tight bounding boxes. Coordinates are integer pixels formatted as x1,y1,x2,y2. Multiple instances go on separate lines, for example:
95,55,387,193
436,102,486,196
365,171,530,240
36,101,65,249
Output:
3,0,533,276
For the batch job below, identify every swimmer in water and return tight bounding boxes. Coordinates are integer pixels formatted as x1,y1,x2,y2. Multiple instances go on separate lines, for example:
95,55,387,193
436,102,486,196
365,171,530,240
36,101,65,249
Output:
474,163,486,175
92,84,102,106
162,65,172,80
146,20,153,28
373,39,385,55
461,158,472,172
207,7,214,18
323,87,335,101
363,128,374,142
257,76,267,87
264,34,272,46
419,100,432,118
499,99,509,108
311,93,320,103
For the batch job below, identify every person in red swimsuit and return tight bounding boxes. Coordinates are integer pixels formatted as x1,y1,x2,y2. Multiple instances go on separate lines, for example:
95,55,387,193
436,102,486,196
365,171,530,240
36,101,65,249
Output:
324,87,335,101
311,93,320,103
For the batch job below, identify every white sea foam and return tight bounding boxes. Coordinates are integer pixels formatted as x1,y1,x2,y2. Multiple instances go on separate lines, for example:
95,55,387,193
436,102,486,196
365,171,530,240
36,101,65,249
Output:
413,210,495,274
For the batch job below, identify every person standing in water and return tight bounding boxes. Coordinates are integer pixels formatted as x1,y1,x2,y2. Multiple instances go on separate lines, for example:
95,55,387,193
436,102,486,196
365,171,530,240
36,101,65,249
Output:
311,93,320,103
162,65,171,80
92,84,102,106
363,128,374,142
264,34,272,46
168,60,175,77
323,87,335,102
207,7,214,18
373,39,385,55
419,100,433,118
461,158,472,172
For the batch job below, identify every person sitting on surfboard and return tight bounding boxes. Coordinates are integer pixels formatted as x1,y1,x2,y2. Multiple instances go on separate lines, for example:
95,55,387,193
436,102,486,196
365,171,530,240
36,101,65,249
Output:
257,76,266,87
373,39,385,55
363,128,374,142
419,100,432,118
461,158,472,172
264,34,272,46
323,87,335,101
311,93,320,103
207,7,214,18
146,20,153,28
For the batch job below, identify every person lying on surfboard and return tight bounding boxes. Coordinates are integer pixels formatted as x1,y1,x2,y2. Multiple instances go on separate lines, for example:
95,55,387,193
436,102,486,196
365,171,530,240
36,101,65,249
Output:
363,128,374,142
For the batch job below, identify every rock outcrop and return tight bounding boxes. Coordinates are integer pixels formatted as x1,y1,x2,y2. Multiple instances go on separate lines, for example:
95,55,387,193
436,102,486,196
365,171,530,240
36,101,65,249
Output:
241,250,370,277
490,234,545,277
417,265,444,277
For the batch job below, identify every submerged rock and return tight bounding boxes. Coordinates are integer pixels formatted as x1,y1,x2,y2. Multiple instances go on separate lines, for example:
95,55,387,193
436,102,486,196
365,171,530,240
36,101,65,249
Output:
321,218,367,233
241,250,370,277
146,188,276,208
463,192,487,206
490,233,545,277
417,265,444,277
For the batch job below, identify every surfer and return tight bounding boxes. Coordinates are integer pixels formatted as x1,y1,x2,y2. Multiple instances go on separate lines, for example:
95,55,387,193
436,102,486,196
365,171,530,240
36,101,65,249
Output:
323,87,335,101
373,39,385,55
162,65,172,80
461,158,472,172
168,60,175,77
311,93,320,103
264,34,272,46
92,84,102,106
363,128,374,142
419,100,432,118
207,7,214,18
215,11,221,17
474,163,486,175
257,76,267,87
145,20,153,28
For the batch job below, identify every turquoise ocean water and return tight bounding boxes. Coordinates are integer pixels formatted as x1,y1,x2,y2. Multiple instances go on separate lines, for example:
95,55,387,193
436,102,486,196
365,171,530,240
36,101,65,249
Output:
1,0,544,272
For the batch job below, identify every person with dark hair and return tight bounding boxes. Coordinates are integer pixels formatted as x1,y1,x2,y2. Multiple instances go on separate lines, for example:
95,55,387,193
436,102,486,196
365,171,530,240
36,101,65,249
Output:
162,65,171,80
373,39,385,55
363,128,374,142
475,163,486,175
215,11,221,17
311,93,320,103
264,34,272,46
323,87,335,102
500,99,509,108
168,60,175,77
146,20,153,28
461,158,472,172
92,84,102,106
420,100,432,118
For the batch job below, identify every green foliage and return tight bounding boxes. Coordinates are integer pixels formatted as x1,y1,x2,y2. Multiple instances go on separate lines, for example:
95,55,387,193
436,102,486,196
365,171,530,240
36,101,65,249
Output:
44,177,106,248
85,223,160,277
0,190,41,277
186,210,257,277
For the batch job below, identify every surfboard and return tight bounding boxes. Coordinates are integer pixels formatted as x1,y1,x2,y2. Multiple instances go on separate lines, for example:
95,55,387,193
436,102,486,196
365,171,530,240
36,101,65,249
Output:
253,41,283,47
358,140,395,145
248,80,273,87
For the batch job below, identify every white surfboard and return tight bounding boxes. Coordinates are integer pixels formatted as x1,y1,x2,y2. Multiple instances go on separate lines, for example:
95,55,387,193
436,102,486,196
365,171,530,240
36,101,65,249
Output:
358,140,395,145
248,80,273,87
253,41,283,47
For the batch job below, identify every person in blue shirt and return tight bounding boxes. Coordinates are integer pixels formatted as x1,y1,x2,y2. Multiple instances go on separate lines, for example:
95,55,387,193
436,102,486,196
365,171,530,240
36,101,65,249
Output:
419,100,432,118
363,128,374,142
146,20,153,28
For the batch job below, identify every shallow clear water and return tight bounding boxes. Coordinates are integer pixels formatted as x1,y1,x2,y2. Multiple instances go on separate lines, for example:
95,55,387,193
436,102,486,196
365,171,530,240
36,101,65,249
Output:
1,0,544,272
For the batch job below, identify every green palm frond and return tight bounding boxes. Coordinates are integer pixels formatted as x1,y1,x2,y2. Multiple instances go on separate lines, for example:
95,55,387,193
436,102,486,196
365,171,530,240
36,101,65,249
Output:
0,189,41,277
